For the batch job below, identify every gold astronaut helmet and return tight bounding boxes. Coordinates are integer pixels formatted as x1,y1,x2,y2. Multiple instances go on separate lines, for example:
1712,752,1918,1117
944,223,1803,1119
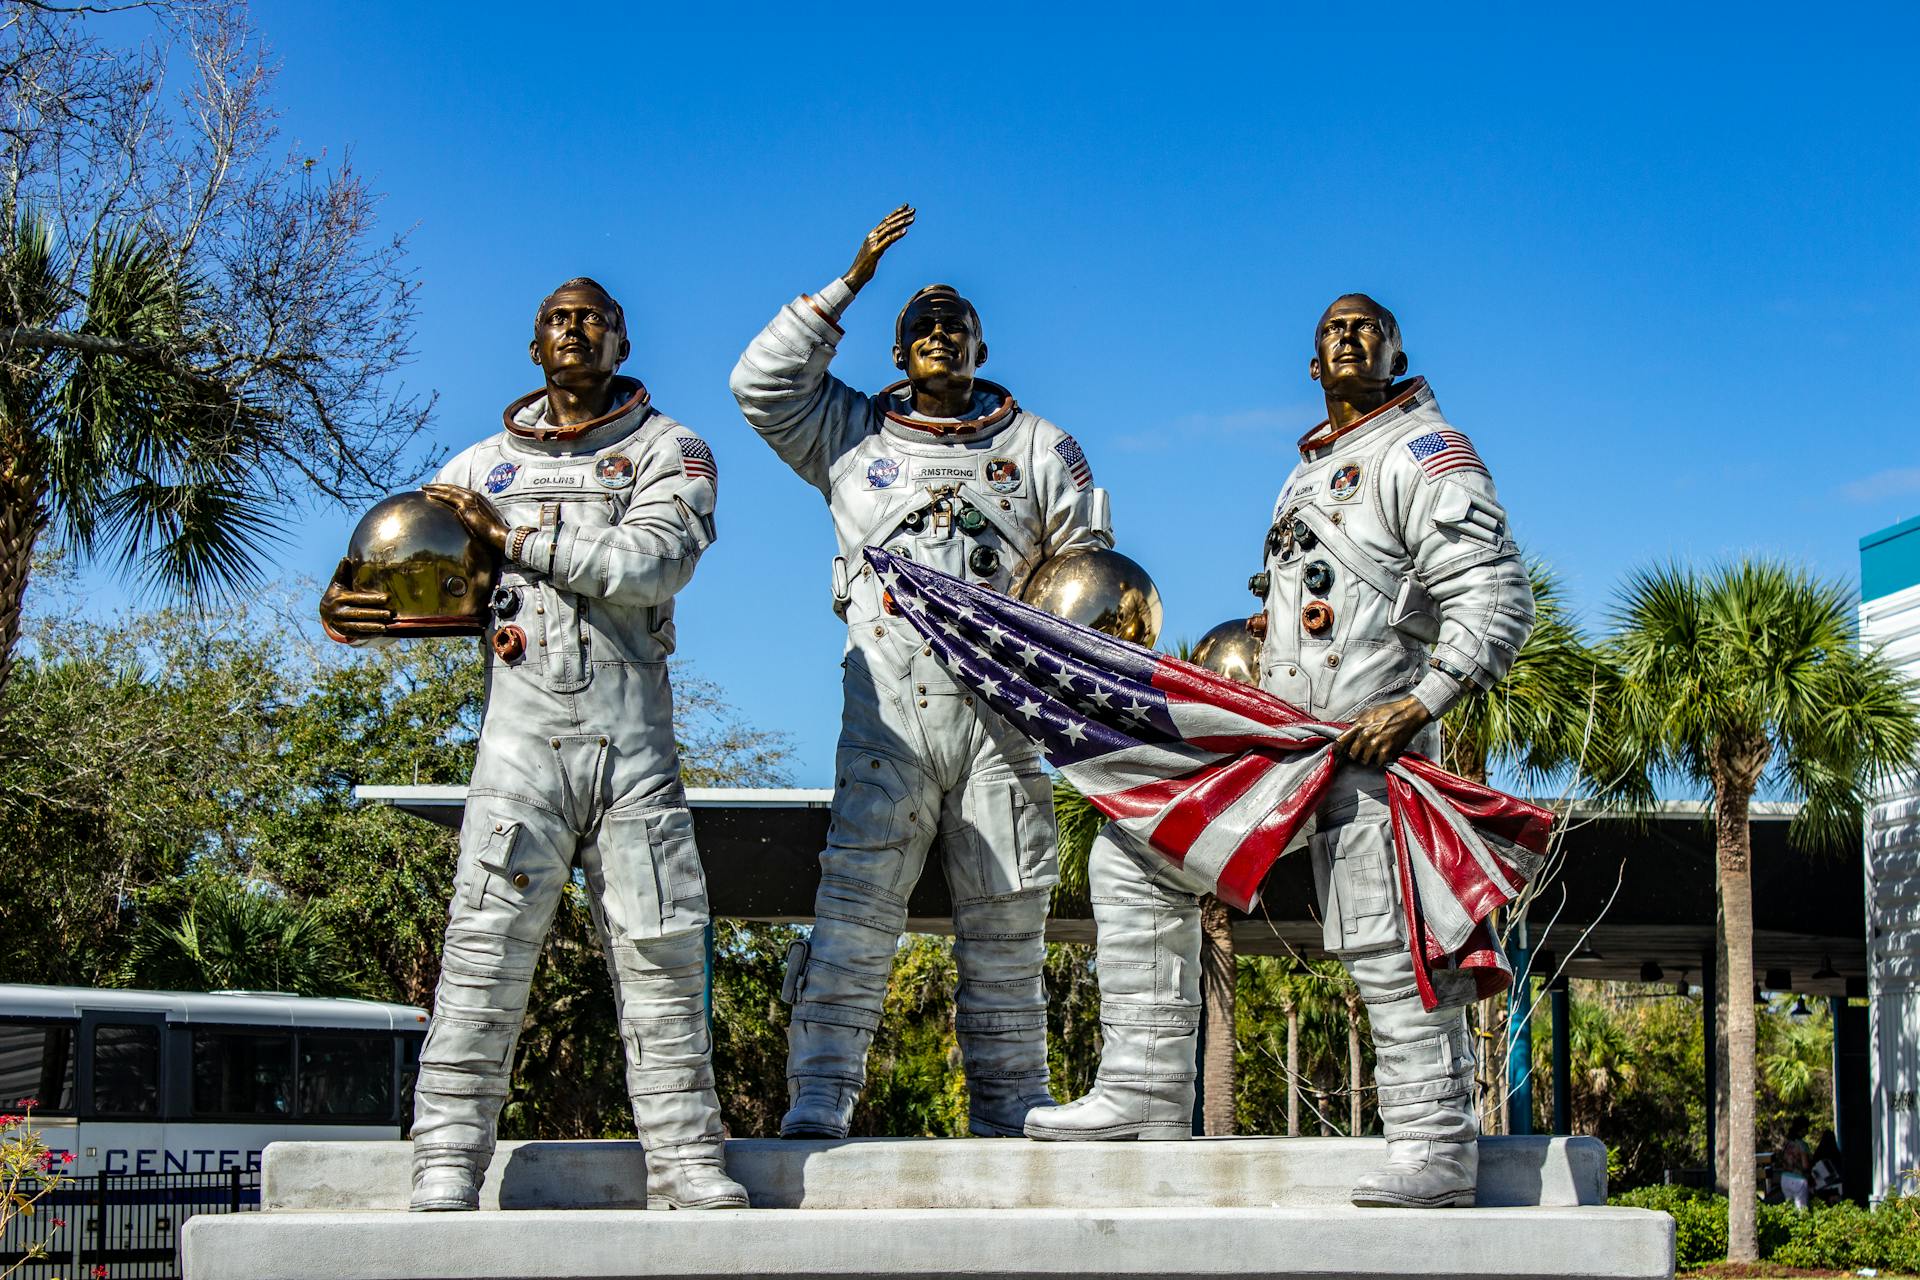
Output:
345,491,500,637
1020,548,1164,648
1190,618,1263,687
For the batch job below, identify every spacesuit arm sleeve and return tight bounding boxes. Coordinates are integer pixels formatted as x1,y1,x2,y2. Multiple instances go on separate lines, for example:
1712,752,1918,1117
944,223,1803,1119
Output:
514,432,718,607
1034,425,1112,560
728,278,871,496
1391,441,1535,717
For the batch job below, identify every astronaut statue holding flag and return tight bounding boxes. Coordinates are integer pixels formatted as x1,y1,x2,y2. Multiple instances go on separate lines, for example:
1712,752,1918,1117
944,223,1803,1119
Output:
729,206,1111,1139
1251,295,1534,1206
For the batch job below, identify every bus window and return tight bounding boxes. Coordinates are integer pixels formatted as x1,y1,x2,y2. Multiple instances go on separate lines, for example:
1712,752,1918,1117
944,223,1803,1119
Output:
0,1019,76,1113
191,1029,293,1118
92,1023,162,1116
297,1034,392,1121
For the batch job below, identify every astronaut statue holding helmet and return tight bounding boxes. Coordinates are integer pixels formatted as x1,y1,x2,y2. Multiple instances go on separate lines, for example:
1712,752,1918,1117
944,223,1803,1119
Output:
318,278,746,1213
729,206,1111,1139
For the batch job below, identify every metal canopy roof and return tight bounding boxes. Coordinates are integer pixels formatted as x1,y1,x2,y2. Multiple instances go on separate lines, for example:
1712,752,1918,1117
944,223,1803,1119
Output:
355,785,1865,997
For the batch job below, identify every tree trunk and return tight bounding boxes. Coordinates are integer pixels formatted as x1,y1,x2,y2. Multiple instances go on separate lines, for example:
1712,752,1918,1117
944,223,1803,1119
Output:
1284,995,1300,1136
1717,775,1761,1263
1714,896,1730,1192
1345,986,1364,1135
1199,894,1236,1135
0,459,46,700
1475,996,1503,1136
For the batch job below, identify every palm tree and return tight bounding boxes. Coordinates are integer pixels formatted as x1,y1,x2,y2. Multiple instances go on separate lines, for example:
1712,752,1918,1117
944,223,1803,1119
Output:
1442,561,1643,797
1610,560,1919,1262
1441,561,1645,1141
118,877,359,997
1,208,276,695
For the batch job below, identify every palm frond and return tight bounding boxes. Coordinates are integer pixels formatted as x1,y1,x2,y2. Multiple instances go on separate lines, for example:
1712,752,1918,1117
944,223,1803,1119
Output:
1052,775,1103,906
37,223,283,597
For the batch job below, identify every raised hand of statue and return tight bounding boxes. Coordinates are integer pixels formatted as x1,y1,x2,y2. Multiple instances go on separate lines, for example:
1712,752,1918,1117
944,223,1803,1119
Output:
1334,694,1434,768
843,204,915,295
318,555,393,640
421,483,510,554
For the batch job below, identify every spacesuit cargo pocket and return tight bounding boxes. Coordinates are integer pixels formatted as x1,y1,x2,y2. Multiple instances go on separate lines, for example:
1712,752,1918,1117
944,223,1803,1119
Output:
827,750,918,853
599,809,667,940
1387,576,1441,644
648,806,709,932
1321,822,1396,952
1011,775,1059,889
465,814,523,911
780,938,811,1005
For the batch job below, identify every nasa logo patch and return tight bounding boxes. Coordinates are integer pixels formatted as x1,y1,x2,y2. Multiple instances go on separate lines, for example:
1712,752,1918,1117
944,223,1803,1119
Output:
595,455,634,489
867,457,900,489
1330,463,1362,501
484,462,518,494
985,457,1022,493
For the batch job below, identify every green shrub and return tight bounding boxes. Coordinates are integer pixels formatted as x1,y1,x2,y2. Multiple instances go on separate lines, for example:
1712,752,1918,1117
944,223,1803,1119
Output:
1608,1188,1920,1271
1612,1186,1725,1271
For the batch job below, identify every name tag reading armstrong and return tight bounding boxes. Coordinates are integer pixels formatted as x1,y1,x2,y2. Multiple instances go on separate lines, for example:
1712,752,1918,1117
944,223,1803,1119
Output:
913,463,977,485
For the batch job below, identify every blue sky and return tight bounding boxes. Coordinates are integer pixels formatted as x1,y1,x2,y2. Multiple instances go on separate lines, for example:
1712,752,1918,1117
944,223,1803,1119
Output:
96,3,1920,783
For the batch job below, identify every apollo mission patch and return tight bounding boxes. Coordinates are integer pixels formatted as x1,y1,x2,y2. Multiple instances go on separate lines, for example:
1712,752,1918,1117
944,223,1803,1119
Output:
1330,463,1362,501
595,455,635,489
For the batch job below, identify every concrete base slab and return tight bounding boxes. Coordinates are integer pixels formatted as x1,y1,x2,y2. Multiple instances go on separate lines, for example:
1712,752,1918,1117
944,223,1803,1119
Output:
263,1135,1609,1212
182,1205,1675,1280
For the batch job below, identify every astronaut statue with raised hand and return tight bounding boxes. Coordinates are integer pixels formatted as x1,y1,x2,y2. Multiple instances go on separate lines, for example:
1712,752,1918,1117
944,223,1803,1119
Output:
320,278,745,1213
1257,294,1535,1206
730,206,1111,1139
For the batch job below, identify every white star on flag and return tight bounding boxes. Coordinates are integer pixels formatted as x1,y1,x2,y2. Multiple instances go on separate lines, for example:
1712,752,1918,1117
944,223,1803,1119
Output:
1015,698,1043,720
1060,720,1088,745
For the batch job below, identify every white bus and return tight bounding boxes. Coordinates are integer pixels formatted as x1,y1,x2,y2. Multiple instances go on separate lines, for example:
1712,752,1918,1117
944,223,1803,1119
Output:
0,984,428,1179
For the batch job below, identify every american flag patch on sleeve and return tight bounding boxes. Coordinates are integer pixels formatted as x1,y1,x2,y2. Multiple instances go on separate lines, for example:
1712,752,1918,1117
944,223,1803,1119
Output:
677,436,717,484
1054,435,1092,489
1406,430,1486,480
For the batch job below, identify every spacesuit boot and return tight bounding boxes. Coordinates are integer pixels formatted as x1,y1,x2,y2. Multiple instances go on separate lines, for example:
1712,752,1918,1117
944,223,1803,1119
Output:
1346,950,1479,1208
409,925,538,1211
613,930,748,1210
1026,829,1200,1141
409,1146,488,1212
780,875,906,1138
954,889,1057,1136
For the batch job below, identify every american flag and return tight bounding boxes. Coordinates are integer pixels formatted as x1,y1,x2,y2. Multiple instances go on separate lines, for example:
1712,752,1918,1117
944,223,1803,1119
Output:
867,546,1552,1010
1053,435,1092,489
677,435,717,484
1406,429,1486,481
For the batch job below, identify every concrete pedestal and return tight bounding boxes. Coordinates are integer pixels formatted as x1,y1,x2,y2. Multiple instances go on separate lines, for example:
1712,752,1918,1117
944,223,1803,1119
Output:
182,1137,1673,1280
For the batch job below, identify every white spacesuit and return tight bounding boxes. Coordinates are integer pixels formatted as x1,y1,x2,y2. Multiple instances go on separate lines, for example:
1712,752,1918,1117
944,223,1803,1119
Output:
1262,376,1533,1203
406,377,746,1211
730,276,1109,1138
1032,378,1533,1210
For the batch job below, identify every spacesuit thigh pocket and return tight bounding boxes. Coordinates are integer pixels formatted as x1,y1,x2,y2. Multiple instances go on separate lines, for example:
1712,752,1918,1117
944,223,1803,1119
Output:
649,806,709,934
462,813,530,913
1321,816,1401,955
949,773,1058,899
827,749,923,872
597,808,668,942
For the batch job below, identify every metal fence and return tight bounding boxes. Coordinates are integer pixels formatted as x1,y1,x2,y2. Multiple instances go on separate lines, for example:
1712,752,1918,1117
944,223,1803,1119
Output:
1,1170,258,1278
